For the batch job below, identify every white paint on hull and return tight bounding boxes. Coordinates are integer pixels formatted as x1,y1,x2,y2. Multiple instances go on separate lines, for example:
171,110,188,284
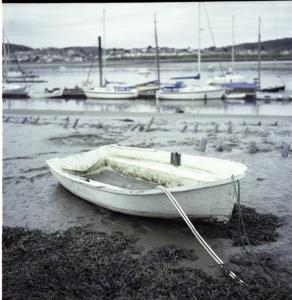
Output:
156,87,225,100
3,83,29,95
47,145,247,222
84,87,138,99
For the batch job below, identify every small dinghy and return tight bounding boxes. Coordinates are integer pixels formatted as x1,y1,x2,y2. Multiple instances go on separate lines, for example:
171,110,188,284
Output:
47,145,247,222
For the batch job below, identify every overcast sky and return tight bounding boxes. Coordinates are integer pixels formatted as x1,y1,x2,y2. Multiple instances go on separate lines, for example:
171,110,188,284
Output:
2,2,292,49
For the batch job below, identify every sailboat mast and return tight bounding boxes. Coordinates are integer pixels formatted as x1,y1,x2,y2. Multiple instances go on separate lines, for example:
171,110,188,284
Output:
231,15,235,72
103,9,106,86
154,14,161,87
2,32,9,80
257,17,261,89
98,36,103,87
198,2,201,81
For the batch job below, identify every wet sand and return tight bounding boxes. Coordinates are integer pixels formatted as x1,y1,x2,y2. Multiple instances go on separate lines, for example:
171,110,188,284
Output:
2,110,292,298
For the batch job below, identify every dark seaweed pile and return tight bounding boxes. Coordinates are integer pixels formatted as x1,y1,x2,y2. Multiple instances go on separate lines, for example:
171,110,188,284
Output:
196,205,284,246
3,225,291,300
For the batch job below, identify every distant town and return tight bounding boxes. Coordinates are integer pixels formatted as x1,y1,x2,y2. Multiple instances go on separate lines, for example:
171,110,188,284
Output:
3,37,292,65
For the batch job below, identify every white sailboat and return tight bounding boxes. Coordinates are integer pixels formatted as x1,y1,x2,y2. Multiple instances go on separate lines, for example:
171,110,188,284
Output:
156,3,225,101
256,18,286,100
2,33,44,83
208,16,247,86
2,37,30,98
84,11,138,100
207,16,257,99
2,82,30,97
136,14,161,98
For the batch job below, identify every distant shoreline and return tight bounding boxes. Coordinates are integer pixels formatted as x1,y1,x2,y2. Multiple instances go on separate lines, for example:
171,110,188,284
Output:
17,57,292,69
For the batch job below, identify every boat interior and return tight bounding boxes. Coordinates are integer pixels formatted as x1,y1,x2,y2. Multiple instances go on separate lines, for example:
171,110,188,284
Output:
54,146,246,189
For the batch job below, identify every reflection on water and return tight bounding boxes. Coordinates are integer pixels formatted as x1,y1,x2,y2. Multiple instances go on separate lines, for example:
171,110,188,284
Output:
3,61,292,116
3,97,292,116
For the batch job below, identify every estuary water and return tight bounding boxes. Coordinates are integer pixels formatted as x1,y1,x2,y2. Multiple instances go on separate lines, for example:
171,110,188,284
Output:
3,60,292,116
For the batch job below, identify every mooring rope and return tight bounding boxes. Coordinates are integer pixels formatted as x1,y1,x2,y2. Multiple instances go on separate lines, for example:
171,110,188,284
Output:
231,175,279,286
158,185,244,284
231,175,253,254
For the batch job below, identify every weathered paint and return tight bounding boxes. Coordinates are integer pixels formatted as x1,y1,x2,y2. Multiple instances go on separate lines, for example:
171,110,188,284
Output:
47,145,247,222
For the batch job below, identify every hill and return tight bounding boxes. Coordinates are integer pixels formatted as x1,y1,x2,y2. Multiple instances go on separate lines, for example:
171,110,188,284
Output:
213,37,292,52
3,43,34,53
3,37,292,53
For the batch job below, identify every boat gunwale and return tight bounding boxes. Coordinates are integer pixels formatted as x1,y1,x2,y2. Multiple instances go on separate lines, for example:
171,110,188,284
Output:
47,159,246,196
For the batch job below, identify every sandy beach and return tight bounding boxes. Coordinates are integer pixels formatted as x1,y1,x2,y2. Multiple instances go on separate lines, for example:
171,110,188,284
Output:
3,108,292,298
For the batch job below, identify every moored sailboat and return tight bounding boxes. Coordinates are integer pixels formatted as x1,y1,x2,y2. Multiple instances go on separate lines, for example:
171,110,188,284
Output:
2,82,30,98
136,14,161,99
84,11,138,100
256,18,286,101
208,16,257,100
156,3,225,101
2,36,31,98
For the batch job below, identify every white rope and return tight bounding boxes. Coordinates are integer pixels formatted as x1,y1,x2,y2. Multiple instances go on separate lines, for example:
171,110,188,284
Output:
158,185,244,284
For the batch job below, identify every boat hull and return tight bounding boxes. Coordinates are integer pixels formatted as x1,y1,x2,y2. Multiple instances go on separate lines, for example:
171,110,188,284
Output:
47,145,247,222
48,165,236,223
84,89,138,99
156,88,225,100
2,84,29,97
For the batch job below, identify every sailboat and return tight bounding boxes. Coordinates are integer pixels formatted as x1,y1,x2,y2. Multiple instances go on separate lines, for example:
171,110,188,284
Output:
207,16,257,99
2,82,30,98
2,37,30,98
136,14,161,99
208,17,245,86
84,11,138,100
156,3,225,101
2,33,45,83
256,18,286,100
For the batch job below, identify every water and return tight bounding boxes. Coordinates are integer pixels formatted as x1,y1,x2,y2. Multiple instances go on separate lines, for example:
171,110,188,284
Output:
3,60,292,116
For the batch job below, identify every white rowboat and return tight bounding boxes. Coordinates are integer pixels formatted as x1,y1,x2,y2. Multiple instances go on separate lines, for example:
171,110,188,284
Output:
47,145,247,222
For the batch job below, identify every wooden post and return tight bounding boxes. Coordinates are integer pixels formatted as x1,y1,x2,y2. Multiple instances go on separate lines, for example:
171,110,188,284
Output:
146,117,155,132
199,138,207,152
181,125,188,133
227,122,232,134
248,141,258,153
73,118,79,129
281,143,290,158
34,117,40,124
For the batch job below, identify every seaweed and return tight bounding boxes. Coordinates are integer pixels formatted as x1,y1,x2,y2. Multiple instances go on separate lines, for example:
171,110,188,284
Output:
196,205,284,246
3,225,291,300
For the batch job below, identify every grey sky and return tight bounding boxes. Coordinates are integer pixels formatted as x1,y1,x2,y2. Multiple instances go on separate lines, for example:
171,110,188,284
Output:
2,2,292,49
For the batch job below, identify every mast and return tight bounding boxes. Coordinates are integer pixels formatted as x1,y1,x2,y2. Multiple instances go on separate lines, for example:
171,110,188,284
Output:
231,15,235,72
154,14,160,87
198,2,201,83
98,36,103,87
257,17,261,89
2,32,8,80
102,9,106,86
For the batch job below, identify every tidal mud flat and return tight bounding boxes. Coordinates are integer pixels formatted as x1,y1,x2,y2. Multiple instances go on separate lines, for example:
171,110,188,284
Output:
2,110,292,298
